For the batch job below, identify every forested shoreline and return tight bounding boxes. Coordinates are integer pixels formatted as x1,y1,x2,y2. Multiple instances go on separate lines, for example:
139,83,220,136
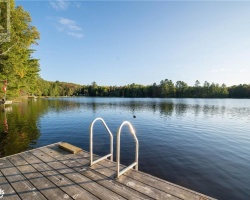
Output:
0,1,249,100
36,79,250,99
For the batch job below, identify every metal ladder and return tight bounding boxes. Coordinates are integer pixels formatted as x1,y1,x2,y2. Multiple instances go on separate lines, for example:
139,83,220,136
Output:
90,118,113,166
89,118,139,178
116,121,139,178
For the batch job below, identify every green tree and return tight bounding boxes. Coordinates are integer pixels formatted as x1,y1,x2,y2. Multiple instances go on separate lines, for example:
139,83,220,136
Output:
0,1,40,99
160,79,175,97
202,81,210,97
194,80,201,97
176,81,188,98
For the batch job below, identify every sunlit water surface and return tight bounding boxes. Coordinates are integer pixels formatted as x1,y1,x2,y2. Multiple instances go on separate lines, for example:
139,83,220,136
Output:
0,98,250,199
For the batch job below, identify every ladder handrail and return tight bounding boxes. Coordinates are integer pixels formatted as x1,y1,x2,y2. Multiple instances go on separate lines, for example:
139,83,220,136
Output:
116,121,139,178
90,117,113,166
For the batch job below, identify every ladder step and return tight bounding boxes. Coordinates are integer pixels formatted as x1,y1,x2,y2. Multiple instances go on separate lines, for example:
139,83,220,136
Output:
91,153,112,166
117,162,137,178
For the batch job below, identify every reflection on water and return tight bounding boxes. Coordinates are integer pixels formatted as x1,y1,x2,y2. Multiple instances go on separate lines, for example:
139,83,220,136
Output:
0,97,250,200
0,100,48,157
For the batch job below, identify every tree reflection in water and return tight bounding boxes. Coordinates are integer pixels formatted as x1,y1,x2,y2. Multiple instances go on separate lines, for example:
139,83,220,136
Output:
0,100,46,157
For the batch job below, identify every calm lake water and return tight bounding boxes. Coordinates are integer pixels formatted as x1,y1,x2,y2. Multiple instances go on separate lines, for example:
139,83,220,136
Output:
0,97,250,199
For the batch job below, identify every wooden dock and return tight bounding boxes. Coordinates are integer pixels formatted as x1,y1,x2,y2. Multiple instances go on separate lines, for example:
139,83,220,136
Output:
0,142,215,200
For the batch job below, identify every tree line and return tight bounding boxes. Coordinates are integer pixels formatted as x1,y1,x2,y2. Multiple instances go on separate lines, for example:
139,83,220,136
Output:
35,79,250,99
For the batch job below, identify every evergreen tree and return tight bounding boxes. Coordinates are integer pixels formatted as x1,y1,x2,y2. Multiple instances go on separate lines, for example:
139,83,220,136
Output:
0,0,40,99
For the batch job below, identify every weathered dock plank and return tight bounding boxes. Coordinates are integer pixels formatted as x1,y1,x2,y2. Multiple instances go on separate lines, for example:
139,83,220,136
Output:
40,144,214,200
10,155,73,200
39,145,206,200
0,171,21,200
0,158,46,200
80,150,212,200
19,151,99,200
39,145,153,200
30,149,126,200
72,156,187,200
0,142,216,200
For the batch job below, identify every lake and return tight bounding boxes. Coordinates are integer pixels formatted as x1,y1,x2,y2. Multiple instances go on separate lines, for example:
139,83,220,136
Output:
0,97,250,199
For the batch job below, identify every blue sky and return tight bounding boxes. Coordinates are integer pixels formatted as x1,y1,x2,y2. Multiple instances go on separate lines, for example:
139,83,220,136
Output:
16,1,250,86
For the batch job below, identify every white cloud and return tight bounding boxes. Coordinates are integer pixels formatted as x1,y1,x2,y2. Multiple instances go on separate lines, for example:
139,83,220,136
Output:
67,32,84,39
211,68,226,73
49,1,82,11
56,17,84,39
58,18,82,31
50,0,68,11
